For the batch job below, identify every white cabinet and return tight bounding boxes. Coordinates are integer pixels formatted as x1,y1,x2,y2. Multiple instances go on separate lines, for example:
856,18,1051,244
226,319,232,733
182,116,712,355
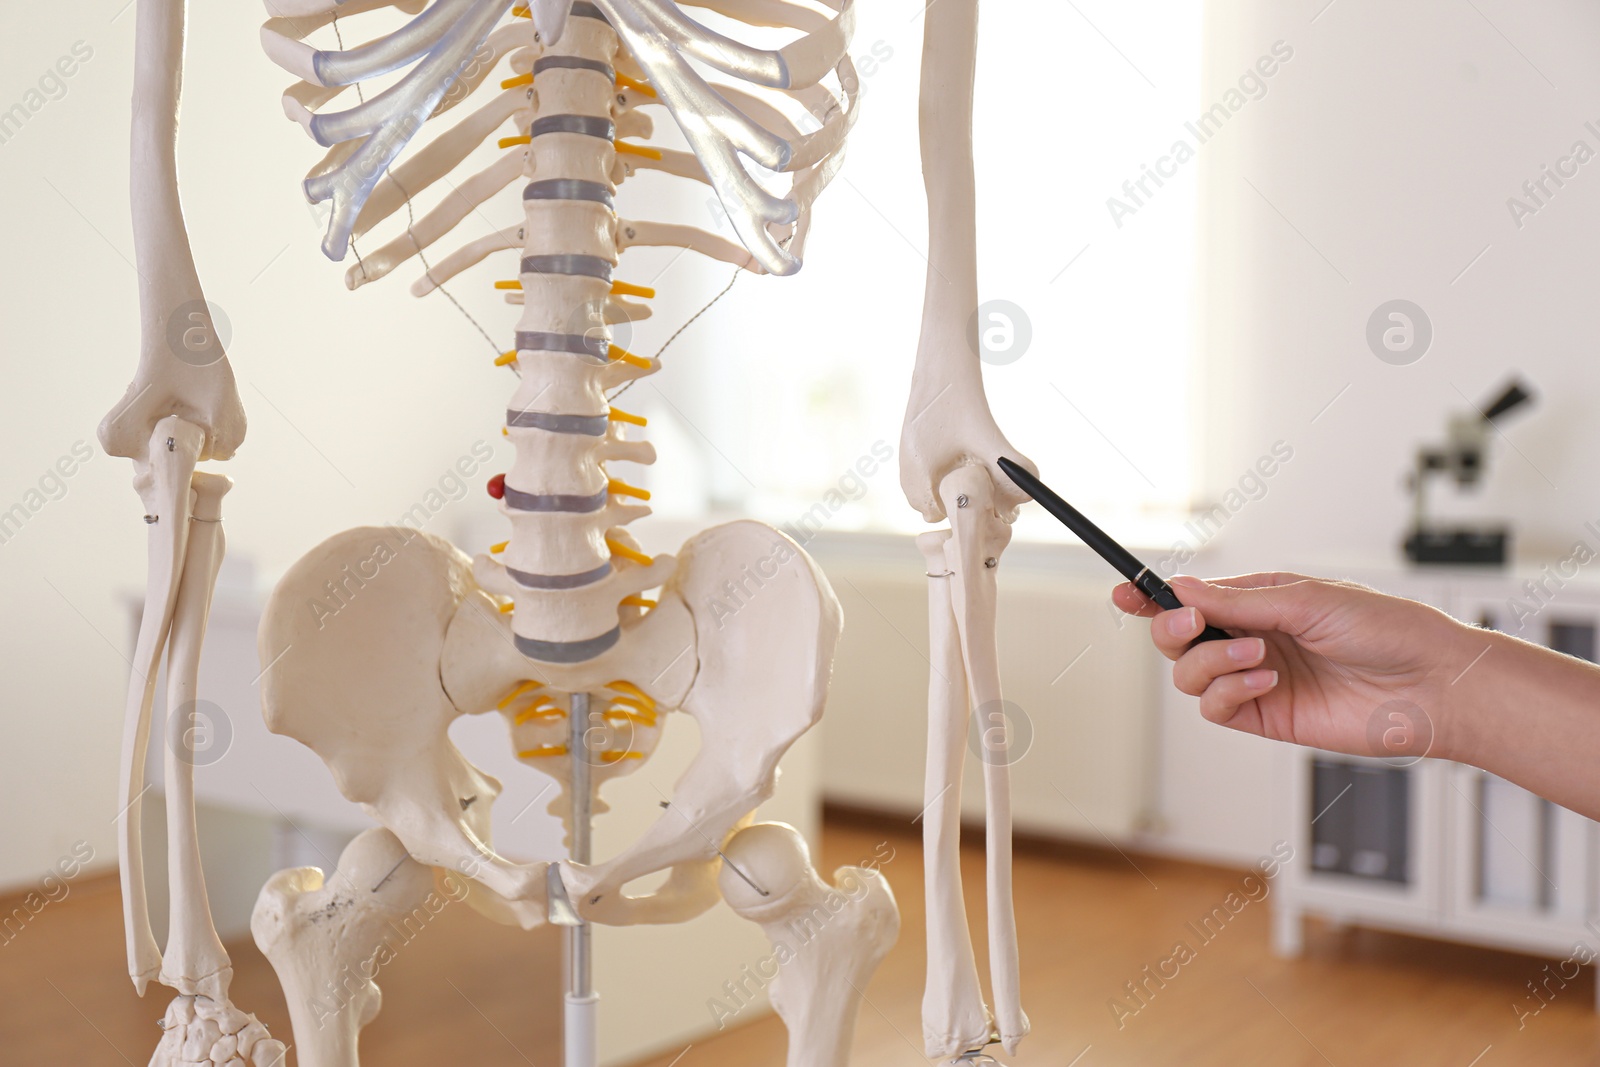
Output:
1273,569,1600,1008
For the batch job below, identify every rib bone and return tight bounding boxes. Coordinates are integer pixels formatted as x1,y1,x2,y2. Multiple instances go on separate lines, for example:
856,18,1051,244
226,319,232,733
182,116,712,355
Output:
348,86,532,241
592,0,858,273
293,0,516,258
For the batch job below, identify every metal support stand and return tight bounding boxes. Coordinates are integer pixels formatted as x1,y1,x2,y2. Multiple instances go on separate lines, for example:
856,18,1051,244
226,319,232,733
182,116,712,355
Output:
564,692,598,1067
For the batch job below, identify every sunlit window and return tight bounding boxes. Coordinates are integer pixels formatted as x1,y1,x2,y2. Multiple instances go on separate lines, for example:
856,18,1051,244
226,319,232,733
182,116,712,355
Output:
639,1,1203,546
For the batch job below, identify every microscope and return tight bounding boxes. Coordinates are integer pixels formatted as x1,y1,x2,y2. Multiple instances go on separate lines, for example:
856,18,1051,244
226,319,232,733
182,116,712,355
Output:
1403,378,1535,566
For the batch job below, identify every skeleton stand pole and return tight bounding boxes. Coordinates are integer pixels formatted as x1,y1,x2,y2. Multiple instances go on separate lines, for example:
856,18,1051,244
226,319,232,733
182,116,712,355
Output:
566,691,598,1067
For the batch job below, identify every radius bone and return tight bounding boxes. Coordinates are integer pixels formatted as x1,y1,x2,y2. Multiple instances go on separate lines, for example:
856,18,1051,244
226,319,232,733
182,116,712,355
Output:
117,416,205,994
917,528,990,1058
159,471,235,1001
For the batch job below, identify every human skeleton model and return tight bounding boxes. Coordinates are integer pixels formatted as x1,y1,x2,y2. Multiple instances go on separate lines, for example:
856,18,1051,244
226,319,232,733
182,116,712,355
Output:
102,0,1032,1063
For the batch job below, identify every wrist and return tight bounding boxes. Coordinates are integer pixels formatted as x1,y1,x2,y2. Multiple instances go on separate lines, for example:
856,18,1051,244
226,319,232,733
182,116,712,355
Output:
1428,620,1500,765
1433,623,1569,770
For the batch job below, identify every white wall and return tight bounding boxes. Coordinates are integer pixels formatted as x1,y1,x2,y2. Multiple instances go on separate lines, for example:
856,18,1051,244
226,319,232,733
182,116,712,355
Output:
1143,0,1600,865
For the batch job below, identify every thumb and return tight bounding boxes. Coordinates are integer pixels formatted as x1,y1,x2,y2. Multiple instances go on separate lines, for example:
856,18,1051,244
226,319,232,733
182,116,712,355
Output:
1168,573,1328,635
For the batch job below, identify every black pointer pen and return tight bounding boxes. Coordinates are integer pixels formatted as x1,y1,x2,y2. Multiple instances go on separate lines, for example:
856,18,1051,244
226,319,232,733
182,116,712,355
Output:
996,457,1231,645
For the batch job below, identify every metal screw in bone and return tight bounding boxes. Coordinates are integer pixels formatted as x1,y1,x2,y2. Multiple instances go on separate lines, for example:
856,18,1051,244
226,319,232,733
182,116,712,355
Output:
984,557,997,569
957,494,969,508
167,437,175,452
144,515,159,524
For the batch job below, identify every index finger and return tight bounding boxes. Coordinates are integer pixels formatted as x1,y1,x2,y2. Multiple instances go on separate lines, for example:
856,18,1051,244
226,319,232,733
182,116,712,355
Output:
1113,581,1159,617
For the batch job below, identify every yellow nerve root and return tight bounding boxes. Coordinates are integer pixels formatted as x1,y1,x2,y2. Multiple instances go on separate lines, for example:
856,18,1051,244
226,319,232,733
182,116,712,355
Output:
496,679,543,711
514,703,566,726
609,406,647,426
606,538,653,566
615,73,656,97
606,680,657,711
608,479,651,501
614,140,663,160
608,345,651,369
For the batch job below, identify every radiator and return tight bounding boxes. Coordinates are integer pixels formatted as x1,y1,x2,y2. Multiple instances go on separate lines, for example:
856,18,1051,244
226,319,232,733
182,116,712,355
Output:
807,532,1162,842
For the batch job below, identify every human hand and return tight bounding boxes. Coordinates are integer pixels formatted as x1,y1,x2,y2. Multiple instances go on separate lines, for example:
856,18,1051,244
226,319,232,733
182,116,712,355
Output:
1113,572,1478,760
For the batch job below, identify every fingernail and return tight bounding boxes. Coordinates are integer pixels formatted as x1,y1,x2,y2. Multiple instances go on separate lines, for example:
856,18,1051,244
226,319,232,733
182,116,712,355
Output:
1228,638,1263,664
1165,608,1198,637
1170,575,1204,591
1243,669,1277,691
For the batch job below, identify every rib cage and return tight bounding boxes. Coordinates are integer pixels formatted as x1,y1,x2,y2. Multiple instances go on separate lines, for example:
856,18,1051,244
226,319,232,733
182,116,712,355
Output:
262,0,856,670
264,0,858,275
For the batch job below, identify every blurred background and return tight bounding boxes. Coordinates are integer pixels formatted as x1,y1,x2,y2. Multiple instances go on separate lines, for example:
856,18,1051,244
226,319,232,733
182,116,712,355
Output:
5,0,1600,1063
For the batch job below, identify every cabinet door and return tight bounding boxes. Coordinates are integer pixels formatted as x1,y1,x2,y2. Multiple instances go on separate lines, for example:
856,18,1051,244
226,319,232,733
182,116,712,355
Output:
1444,594,1600,944
1286,750,1446,925
1444,763,1594,945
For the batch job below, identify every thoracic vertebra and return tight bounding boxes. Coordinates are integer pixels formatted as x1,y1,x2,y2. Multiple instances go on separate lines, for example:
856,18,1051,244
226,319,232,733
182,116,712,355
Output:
489,4,670,663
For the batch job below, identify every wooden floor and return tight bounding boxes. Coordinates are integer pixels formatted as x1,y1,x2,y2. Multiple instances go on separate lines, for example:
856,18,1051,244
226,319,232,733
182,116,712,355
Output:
0,867,562,1065
7,816,1600,1065
633,815,1600,1067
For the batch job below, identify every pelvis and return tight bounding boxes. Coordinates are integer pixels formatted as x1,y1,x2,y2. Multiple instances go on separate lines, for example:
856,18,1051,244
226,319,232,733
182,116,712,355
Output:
257,519,840,925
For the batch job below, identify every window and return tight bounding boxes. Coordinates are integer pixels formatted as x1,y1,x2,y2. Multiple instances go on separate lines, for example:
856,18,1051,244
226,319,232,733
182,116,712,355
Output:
655,1,1204,544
